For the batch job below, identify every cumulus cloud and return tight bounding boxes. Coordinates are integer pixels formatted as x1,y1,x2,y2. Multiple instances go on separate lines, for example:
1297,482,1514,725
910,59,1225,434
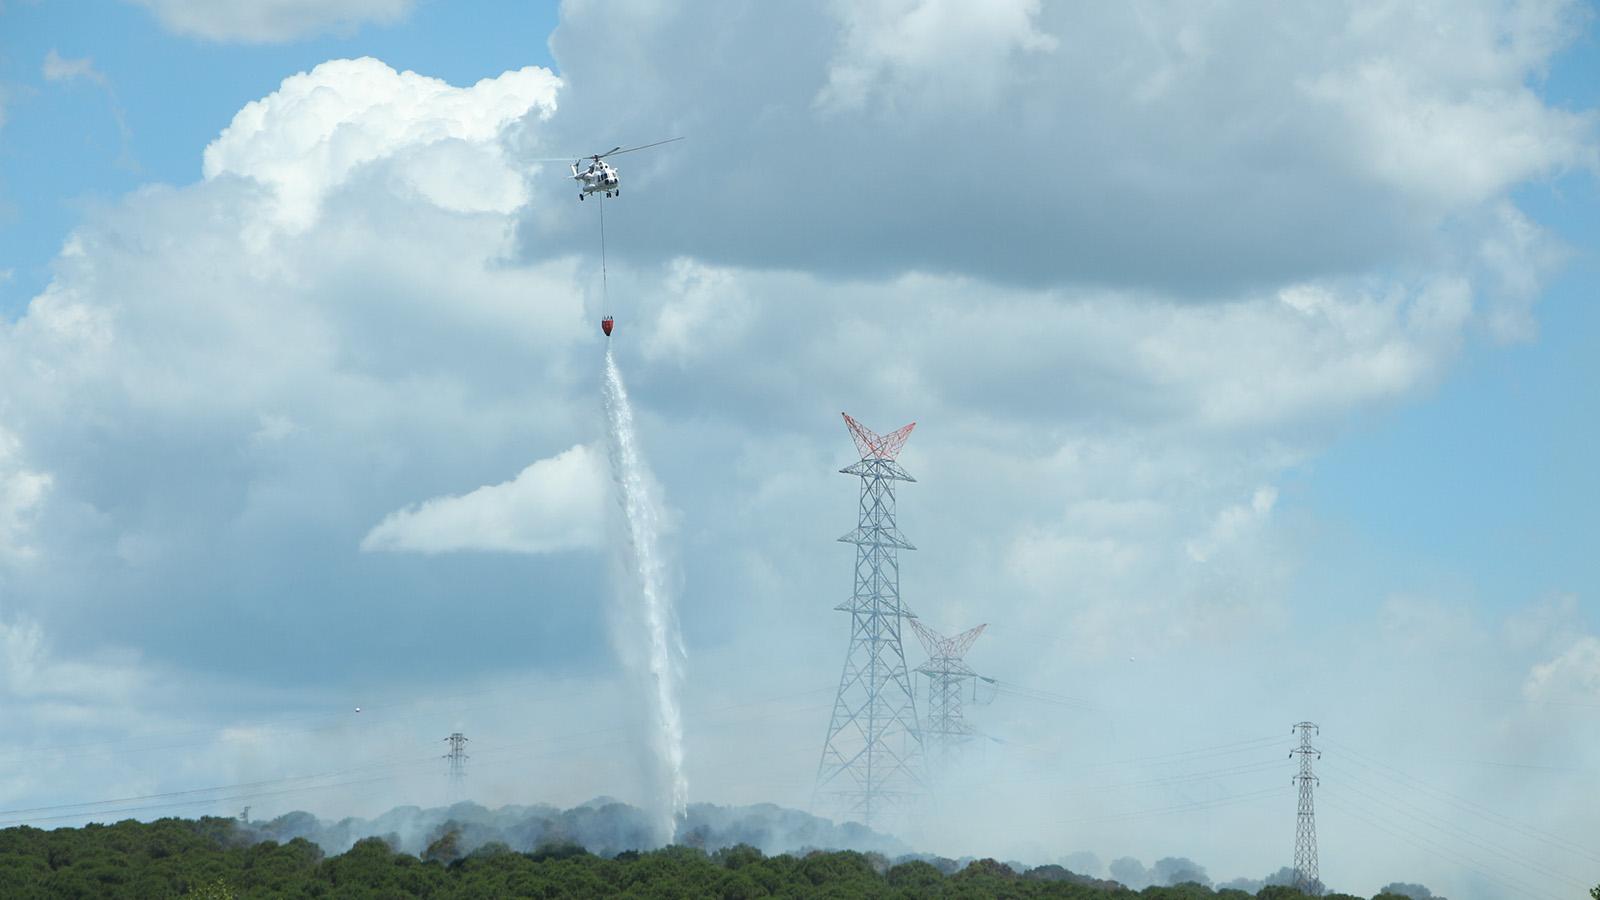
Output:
128,0,415,43
362,443,605,555
0,57,593,686
204,57,560,230
0,427,51,563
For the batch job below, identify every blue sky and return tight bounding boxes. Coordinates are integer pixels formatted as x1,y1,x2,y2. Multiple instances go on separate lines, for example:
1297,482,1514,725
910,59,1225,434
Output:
1284,38,1600,635
1,2,1598,897
0,0,561,315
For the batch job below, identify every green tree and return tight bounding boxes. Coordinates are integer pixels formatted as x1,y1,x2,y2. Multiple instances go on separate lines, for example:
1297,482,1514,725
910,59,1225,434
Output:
887,859,944,892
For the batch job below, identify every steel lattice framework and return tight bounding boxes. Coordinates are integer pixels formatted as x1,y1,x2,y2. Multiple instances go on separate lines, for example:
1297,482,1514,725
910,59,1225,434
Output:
815,414,927,826
909,619,986,765
1291,722,1322,896
444,732,468,800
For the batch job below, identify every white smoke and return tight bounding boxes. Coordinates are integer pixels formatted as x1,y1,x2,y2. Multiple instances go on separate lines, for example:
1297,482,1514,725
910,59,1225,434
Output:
601,349,688,844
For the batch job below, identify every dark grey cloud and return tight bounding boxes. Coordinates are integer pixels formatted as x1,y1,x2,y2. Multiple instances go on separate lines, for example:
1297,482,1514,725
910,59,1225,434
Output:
516,1,1591,295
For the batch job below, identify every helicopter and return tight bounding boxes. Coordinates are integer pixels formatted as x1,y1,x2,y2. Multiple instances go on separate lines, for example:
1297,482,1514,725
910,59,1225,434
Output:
557,137,683,200
532,138,683,339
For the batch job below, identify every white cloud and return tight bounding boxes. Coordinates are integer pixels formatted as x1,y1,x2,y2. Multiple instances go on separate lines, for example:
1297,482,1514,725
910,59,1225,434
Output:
40,50,134,169
1302,62,1595,210
0,56,594,676
1185,486,1277,563
204,57,560,230
1504,594,1586,653
1524,635,1600,702
128,0,416,43
0,428,51,564
41,50,107,86
0,610,148,703
816,0,1057,112
640,258,752,363
362,444,606,555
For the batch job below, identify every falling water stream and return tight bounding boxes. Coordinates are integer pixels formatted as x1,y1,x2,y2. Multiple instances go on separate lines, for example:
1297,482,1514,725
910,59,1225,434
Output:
601,348,688,844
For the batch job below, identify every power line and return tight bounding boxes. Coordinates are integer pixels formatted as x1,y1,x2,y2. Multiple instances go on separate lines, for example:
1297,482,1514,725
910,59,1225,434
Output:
1319,761,1594,891
979,678,1100,711
1013,757,1291,797
0,685,841,826
1099,734,1288,767
1321,736,1600,866
1320,795,1570,900
1057,784,1291,828
0,674,618,765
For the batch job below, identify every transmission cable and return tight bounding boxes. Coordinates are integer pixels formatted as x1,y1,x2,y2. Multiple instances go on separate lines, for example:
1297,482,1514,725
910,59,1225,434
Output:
1320,761,1592,892
1319,794,1569,900
1321,736,1600,865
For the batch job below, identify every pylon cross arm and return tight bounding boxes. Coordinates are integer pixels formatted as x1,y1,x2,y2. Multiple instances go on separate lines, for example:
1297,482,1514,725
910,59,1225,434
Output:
843,413,916,461
946,623,987,657
909,617,941,657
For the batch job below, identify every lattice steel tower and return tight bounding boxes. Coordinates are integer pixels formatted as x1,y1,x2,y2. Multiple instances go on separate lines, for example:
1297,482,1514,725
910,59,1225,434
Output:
815,414,926,826
909,619,986,766
443,732,469,800
1291,721,1322,896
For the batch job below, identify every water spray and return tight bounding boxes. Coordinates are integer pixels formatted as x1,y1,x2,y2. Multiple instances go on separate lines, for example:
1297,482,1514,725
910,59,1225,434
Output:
602,349,688,843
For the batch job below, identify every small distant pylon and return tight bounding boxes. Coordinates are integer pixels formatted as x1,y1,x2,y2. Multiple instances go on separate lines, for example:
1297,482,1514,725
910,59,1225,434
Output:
908,618,987,766
443,732,469,800
1291,721,1322,896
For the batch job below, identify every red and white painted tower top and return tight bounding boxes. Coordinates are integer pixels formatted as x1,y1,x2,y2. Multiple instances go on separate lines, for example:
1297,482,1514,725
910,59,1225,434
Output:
842,413,916,461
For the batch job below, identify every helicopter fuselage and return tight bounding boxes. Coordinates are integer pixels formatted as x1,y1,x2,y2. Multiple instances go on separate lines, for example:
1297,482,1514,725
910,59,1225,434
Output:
572,161,620,199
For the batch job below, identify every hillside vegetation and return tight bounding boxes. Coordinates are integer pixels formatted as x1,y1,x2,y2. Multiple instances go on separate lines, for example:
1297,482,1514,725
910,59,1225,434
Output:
4,815,1573,898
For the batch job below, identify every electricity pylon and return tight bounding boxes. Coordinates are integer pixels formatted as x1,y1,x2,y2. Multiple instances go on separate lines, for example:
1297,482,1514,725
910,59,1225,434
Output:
444,732,468,801
1291,721,1322,896
815,414,926,827
908,618,986,766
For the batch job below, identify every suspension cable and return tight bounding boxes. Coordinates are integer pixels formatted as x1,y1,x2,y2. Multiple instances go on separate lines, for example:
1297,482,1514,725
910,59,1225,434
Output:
598,193,608,311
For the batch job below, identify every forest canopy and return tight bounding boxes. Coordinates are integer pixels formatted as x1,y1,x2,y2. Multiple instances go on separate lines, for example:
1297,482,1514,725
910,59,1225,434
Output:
0,814,1562,898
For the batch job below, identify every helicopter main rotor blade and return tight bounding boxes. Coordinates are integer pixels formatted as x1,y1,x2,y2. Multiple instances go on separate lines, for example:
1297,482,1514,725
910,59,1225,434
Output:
526,148,619,162
598,137,684,159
